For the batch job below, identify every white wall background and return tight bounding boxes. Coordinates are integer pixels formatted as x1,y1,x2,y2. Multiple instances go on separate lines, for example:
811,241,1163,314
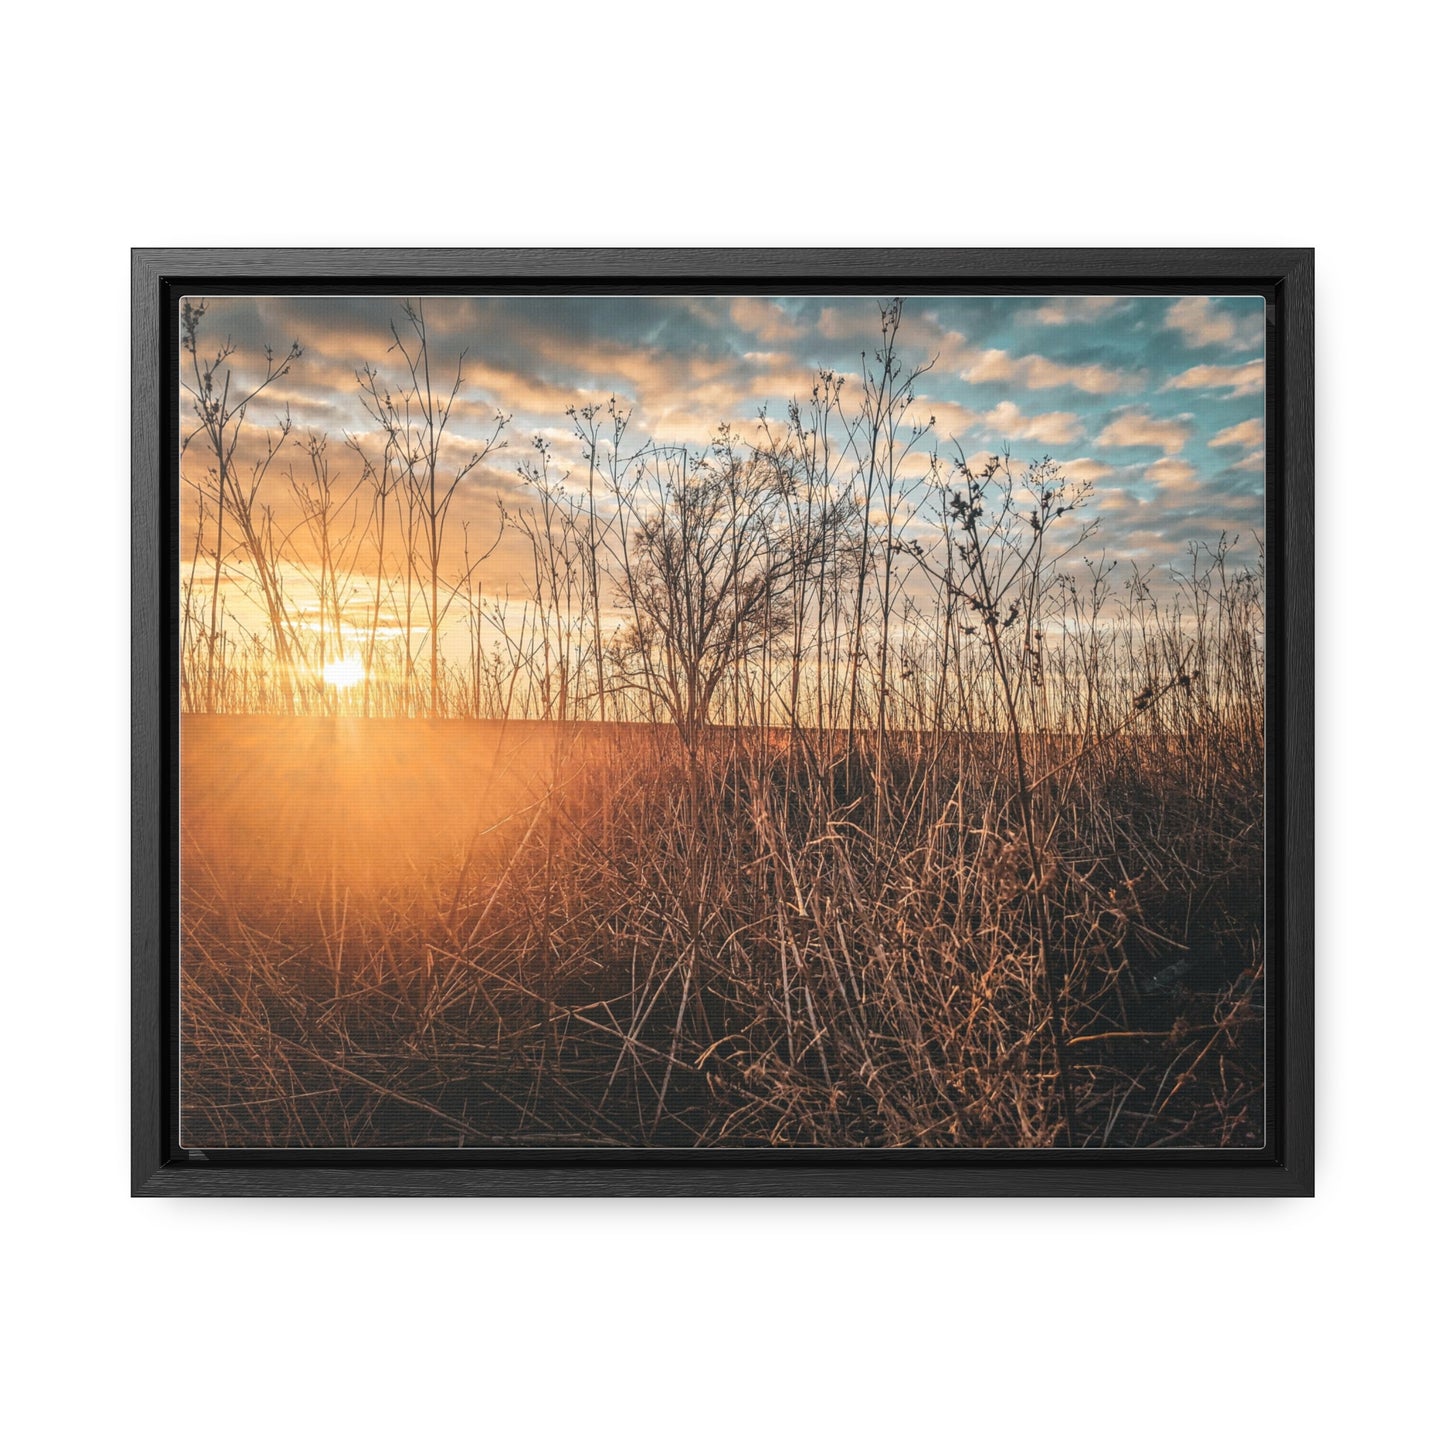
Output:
3,4,1435,1440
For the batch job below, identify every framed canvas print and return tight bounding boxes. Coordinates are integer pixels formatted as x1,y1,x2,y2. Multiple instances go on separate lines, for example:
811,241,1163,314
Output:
132,248,1313,1195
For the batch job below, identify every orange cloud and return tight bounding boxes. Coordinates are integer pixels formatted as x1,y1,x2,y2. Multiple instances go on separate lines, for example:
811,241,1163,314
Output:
1209,417,1266,449
1057,456,1114,484
1095,410,1193,455
1145,457,1200,491
920,398,982,441
816,304,891,344
963,348,1127,395
1031,297,1125,326
982,400,1084,446
1162,359,1264,398
1165,296,1243,348
730,297,803,343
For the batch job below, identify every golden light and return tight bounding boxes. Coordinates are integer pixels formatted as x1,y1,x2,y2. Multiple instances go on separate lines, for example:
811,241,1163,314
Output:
322,655,366,690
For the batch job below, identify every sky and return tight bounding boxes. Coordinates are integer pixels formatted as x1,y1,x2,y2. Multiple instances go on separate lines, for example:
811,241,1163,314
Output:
180,292,1266,599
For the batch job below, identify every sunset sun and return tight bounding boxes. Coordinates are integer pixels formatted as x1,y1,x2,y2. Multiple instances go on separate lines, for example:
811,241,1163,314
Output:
322,655,365,690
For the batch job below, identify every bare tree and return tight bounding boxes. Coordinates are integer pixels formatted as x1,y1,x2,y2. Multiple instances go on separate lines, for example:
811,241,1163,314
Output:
614,430,816,756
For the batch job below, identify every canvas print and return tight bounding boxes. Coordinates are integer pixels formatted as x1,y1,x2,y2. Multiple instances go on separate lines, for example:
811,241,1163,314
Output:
178,293,1267,1149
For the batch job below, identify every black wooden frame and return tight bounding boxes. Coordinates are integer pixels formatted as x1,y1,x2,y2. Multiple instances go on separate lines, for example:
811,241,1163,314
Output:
132,248,1314,1196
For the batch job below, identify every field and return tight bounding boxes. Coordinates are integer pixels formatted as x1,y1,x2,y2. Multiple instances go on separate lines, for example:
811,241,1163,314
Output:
181,705,1264,1148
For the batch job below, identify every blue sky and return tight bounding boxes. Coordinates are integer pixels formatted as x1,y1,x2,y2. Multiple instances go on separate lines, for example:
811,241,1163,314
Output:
185,292,1266,586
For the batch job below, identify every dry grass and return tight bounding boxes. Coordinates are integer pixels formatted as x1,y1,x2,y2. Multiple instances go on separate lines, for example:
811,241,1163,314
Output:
181,699,1263,1148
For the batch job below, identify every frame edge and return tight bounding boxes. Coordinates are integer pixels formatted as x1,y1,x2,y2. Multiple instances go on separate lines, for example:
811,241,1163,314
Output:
131,248,1315,1197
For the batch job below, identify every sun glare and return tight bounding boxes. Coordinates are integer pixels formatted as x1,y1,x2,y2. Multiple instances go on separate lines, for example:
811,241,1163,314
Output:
322,655,366,690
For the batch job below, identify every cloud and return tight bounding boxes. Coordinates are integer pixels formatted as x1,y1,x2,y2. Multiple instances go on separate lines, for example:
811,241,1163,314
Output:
729,297,803,343
649,414,767,447
1145,457,1200,491
1095,410,1193,455
743,358,833,405
1209,417,1265,450
1031,296,1125,326
816,304,890,344
925,326,974,373
1217,448,1266,486
451,364,588,418
964,350,1020,385
981,399,1084,446
1165,296,1244,348
963,349,1128,395
922,399,982,441
1162,359,1265,398
1022,356,1129,395
952,449,1032,480
180,293,1271,603
1058,456,1115,484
